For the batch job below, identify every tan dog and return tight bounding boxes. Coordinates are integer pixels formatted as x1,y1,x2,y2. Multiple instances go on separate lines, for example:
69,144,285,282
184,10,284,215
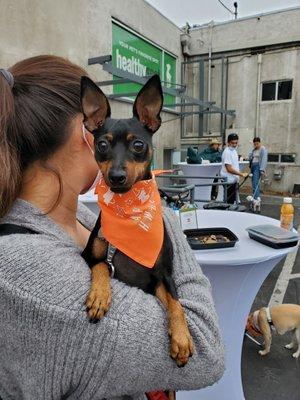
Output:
247,304,300,358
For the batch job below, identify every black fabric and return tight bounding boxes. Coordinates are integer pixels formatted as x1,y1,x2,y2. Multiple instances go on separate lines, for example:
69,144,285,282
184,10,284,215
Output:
226,183,238,204
81,212,103,268
0,224,39,236
203,202,230,210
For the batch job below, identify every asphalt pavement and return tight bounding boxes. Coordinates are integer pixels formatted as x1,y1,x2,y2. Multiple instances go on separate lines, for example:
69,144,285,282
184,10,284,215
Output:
241,199,300,400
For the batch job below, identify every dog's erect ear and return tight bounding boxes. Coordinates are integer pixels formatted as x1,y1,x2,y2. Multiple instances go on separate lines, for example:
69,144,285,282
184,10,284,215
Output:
133,74,163,134
81,76,111,132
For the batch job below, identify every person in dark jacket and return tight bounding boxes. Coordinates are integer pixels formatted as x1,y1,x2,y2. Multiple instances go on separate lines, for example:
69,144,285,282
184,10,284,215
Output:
187,138,222,164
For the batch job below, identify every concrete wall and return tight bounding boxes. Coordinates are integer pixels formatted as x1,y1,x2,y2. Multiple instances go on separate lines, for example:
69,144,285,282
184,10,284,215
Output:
0,0,89,67
0,0,183,169
187,7,300,56
184,8,300,193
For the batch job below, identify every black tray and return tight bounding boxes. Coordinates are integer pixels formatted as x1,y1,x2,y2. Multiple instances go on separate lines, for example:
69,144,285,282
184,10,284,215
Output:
184,228,239,250
248,232,299,249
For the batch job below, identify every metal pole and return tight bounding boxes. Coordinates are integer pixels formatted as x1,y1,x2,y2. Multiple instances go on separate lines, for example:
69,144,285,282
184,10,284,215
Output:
255,54,262,138
234,2,238,19
220,57,225,140
198,59,205,137
224,58,229,145
180,60,185,139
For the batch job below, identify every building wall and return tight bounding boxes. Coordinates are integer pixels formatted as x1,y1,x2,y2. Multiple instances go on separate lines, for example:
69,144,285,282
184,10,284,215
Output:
0,0,183,169
188,7,300,55
87,0,183,167
184,8,300,192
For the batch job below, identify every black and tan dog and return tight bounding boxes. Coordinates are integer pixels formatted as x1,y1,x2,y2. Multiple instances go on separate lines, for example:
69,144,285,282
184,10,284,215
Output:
81,74,194,369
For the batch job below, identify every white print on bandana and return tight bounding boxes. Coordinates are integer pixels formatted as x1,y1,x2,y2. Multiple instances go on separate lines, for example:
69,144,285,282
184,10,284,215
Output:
98,176,159,232
138,189,150,203
103,188,115,205
138,198,156,231
132,207,142,213
132,187,150,203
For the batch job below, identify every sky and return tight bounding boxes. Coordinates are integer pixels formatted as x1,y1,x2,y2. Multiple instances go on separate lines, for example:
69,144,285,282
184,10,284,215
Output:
146,0,300,27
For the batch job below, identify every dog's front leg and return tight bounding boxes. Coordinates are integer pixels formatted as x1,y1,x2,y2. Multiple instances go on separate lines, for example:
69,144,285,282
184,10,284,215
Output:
155,282,194,367
85,238,111,321
258,311,272,356
259,336,271,356
86,261,111,320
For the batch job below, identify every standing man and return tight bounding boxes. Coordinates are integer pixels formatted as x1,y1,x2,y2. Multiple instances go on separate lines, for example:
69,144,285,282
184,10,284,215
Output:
221,133,248,204
249,137,268,200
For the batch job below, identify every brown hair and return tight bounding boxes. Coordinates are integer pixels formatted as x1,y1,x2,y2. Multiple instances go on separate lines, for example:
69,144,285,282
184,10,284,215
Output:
0,55,87,217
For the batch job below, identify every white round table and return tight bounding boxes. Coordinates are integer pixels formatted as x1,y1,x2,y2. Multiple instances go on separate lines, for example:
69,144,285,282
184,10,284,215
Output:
178,162,248,207
178,210,298,400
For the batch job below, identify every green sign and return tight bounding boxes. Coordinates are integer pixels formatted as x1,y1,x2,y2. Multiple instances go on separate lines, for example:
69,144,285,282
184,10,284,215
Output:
112,22,176,106
163,52,177,106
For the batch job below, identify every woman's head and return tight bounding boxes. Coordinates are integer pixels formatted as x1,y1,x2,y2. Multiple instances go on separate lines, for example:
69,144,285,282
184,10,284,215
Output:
253,137,261,149
0,55,97,217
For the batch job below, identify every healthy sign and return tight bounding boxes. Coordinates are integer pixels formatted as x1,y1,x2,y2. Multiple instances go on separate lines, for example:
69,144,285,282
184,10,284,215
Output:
112,22,176,105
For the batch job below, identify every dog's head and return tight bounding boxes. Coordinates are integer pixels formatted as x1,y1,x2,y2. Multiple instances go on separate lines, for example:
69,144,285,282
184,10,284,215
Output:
80,75,163,193
247,312,254,328
246,311,262,337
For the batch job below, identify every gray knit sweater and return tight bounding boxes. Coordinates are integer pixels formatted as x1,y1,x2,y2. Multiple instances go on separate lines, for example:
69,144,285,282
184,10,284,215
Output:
0,199,224,400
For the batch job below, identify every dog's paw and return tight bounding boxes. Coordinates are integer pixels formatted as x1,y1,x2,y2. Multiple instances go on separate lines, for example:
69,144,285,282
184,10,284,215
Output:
292,351,300,359
166,390,176,400
285,343,294,350
85,286,111,321
170,329,194,367
258,349,269,356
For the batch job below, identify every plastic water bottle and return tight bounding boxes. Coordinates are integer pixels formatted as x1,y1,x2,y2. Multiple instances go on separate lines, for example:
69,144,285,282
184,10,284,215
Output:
280,197,294,231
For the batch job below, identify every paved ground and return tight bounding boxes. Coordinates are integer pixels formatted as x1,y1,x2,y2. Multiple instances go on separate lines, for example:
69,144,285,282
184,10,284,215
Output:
241,199,300,400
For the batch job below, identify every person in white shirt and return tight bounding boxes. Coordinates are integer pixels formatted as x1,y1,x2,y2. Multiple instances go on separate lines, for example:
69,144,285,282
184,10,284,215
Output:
221,133,248,204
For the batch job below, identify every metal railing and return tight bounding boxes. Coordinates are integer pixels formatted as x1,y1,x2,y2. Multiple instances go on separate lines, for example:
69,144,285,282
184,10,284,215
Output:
155,173,230,204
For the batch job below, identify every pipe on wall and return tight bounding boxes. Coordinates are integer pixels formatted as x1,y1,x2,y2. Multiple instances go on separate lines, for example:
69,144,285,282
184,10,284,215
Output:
207,21,214,134
255,53,262,137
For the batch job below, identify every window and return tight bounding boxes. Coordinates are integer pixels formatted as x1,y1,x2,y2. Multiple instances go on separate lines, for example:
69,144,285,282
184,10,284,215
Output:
261,80,293,101
268,154,279,162
262,82,276,101
281,154,296,163
278,80,293,100
268,153,296,163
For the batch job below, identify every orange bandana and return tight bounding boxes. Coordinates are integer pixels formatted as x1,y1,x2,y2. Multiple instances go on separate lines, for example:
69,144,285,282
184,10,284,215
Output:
95,173,164,268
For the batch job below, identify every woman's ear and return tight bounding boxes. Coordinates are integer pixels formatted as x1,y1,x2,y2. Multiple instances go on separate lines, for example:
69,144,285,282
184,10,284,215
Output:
81,76,111,132
133,74,163,134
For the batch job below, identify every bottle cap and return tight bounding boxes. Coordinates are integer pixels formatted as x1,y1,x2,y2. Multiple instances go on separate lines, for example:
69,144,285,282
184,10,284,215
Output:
283,197,293,204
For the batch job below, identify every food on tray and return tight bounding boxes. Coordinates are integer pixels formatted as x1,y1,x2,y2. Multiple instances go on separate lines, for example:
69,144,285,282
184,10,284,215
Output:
189,234,230,245
184,228,238,249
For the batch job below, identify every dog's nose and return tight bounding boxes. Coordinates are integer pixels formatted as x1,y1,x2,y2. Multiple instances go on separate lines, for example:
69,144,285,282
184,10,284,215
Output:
108,170,127,185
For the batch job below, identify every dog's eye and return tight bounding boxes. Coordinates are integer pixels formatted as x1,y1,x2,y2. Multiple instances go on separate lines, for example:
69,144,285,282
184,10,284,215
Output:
132,140,145,153
97,140,109,153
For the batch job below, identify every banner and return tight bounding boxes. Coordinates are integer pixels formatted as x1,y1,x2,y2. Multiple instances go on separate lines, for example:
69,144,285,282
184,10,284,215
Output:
112,22,176,106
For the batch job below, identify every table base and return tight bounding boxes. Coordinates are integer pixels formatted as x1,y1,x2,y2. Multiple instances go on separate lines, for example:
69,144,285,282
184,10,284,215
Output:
178,256,285,400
